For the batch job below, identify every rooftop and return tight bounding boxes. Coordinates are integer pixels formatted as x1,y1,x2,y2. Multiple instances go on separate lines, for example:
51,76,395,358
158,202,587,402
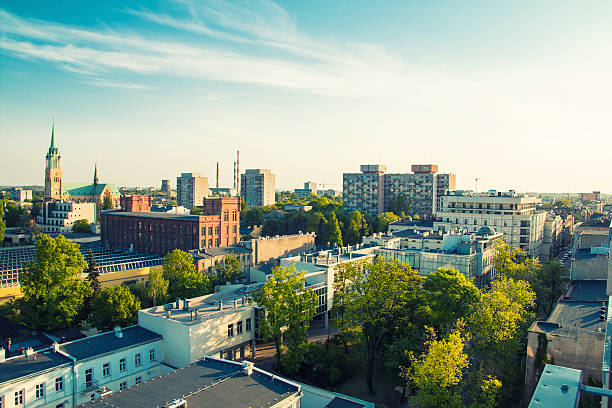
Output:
191,245,252,260
59,326,161,361
528,364,581,408
0,348,72,384
101,210,200,221
79,357,299,408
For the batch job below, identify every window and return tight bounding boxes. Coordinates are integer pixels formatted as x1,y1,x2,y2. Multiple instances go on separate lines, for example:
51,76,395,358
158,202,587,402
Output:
227,323,234,337
0,395,3,408
119,358,126,372
208,226,212,235
150,348,156,362
55,377,64,392
135,353,141,367
36,383,45,399
15,390,23,405
119,381,127,391
85,368,93,387
214,226,220,234
237,321,243,334
56,404,64,408
246,318,252,331
103,363,110,377
232,225,236,233
135,376,142,385
208,239,213,247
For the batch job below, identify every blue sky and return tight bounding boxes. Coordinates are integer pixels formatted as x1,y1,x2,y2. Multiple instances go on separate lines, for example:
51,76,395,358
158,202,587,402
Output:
1,0,610,192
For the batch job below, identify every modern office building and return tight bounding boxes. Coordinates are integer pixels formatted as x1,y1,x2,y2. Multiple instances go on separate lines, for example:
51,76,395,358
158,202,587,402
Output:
10,188,32,202
342,164,456,217
240,169,276,207
295,181,318,198
119,195,152,212
176,173,209,208
36,201,96,234
100,197,240,255
434,190,546,258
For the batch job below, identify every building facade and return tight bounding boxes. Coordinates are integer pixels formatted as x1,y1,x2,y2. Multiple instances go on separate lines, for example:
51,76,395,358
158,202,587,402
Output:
11,188,32,202
176,173,209,208
343,164,456,217
434,191,546,258
100,197,240,255
119,195,152,212
240,169,276,207
45,123,64,201
36,201,96,234
66,166,121,212
295,181,318,198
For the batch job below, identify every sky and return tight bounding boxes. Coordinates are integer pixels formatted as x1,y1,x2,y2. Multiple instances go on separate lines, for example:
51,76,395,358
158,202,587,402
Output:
1,0,611,193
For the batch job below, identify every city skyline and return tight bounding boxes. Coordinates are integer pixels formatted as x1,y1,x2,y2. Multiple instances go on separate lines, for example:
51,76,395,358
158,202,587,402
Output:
1,0,611,192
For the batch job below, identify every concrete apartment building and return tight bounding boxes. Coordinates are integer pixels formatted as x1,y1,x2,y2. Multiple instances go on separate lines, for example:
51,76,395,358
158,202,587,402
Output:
119,195,152,212
10,188,32,202
36,201,96,234
176,173,209,208
240,169,276,207
100,197,240,255
434,190,546,258
294,181,318,198
342,164,456,217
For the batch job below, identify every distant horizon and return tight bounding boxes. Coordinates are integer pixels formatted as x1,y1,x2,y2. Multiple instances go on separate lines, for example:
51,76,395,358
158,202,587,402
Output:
1,1,611,192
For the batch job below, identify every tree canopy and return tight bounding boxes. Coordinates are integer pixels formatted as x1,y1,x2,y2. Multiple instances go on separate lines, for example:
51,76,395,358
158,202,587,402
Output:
92,285,141,330
19,234,92,330
162,249,211,299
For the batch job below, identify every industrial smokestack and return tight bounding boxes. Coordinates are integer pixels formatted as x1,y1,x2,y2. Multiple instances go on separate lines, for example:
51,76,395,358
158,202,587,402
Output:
236,150,240,194
216,162,219,189
233,161,237,189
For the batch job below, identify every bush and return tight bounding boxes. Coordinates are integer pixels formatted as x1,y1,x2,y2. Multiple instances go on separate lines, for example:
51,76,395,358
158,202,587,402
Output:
72,219,90,233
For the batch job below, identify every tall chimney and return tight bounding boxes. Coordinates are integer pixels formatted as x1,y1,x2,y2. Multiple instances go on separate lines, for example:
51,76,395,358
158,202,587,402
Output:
236,150,240,194
216,162,219,189
233,161,237,189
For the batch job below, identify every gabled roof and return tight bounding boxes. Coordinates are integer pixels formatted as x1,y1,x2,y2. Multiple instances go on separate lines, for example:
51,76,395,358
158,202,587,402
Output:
67,183,120,196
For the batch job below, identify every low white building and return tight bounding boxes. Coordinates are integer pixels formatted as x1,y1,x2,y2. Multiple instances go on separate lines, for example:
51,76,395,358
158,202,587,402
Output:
36,201,96,234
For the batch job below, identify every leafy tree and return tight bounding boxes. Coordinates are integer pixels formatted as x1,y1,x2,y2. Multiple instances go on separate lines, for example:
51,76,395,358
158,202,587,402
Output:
254,265,317,369
331,260,367,350
325,211,343,247
387,194,412,217
535,260,569,317
102,190,114,210
85,249,101,297
72,219,91,233
342,257,427,393
4,203,28,227
345,210,369,245
0,202,5,243
404,323,469,408
375,212,399,232
423,268,481,335
240,197,249,212
215,254,243,284
190,206,203,215
30,201,42,218
19,234,92,330
307,212,328,245
262,218,285,236
162,249,211,299
145,267,169,306
92,286,141,330
243,208,264,227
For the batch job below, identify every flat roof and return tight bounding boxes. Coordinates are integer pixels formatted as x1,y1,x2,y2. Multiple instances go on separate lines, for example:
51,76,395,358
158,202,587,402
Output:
59,326,161,361
79,358,299,408
0,349,72,384
102,211,199,221
530,300,608,337
528,364,581,408
191,245,252,259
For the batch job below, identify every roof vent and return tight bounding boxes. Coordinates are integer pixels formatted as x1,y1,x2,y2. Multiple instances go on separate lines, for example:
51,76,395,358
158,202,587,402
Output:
0,347,5,362
242,361,254,376
114,326,123,338
52,342,60,352
25,347,36,361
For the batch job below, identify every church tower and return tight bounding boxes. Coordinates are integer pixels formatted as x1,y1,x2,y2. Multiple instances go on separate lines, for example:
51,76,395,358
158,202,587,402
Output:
44,120,63,200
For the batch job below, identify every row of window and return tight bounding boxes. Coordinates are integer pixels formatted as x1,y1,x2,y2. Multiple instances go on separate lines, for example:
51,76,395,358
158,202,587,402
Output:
84,349,156,388
1,376,64,408
228,318,252,337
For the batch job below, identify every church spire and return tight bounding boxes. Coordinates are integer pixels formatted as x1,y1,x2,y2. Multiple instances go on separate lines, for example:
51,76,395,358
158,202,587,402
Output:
93,163,99,185
50,118,55,149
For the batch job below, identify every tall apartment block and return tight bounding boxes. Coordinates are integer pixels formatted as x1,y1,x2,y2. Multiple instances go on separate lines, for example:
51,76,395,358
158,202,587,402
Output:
176,172,210,208
240,169,276,207
101,197,240,255
343,164,456,217
433,191,546,258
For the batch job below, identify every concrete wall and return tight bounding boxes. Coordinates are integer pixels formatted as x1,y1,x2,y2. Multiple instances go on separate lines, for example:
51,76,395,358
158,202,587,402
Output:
246,234,315,265
137,311,191,368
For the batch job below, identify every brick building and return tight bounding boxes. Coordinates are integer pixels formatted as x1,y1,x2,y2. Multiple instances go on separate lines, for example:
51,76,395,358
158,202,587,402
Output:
101,197,240,255
120,195,153,212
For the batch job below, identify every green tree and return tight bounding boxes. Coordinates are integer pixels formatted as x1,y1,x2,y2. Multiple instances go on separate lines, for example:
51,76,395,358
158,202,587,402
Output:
240,197,249,212
72,219,91,233
342,257,426,393
535,260,569,317
387,194,412,217
254,265,317,369
331,260,368,351
0,202,5,243
404,323,469,408
162,249,211,299
243,208,264,227
375,212,399,232
423,268,481,335
92,286,141,330
4,203,28,227
102,190,114,210
215,254,243,284
19,234,92,330
345,210,369,245
325,211,343,247
30,201,42,218
145,267,169,306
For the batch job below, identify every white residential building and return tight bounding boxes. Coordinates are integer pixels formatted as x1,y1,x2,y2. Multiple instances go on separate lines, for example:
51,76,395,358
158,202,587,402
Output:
36,201,96,234
176,173,210,208
240,169,276,207
434,191,546,258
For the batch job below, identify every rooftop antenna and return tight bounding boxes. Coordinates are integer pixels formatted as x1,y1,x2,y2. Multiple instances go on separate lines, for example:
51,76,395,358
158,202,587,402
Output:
475,177,480,193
